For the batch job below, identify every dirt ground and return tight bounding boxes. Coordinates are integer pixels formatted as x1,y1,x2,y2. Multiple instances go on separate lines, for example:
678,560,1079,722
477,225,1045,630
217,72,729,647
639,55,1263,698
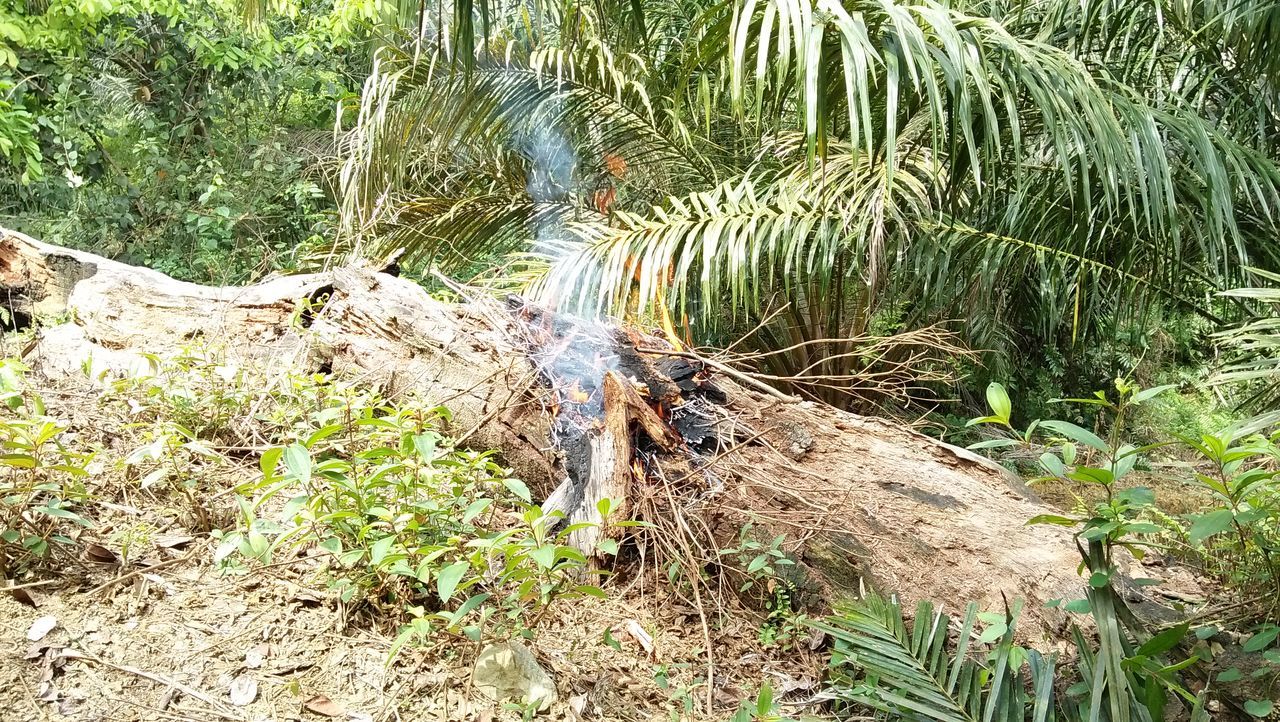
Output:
0,537,821,721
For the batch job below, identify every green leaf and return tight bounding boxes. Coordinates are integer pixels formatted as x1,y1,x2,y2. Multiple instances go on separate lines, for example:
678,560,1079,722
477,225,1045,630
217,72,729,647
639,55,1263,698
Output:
1088,571,1111,588
978,620,1009,643
283,443,311,485
597,538,619,556
412,433,438,462
1028,514,1079,527
1135,623,1188,657
462,498,492,524
1188,509,1235,546
1244,699,1274,718
436,560,470,603
530,544,557,570
369,535,396,566
967,438,1021,450
1216,667,1243,682
756,680,774,717
1039,420,1109,453
1064,599,1092,614
503,478,532,503
0,453,36,468
1115,486,1155,508
985,382,1012,423
1194,626,1219,640
1039,452,1066,477
443,592,491,625
1133,385,1176,404
1243,625,1279,652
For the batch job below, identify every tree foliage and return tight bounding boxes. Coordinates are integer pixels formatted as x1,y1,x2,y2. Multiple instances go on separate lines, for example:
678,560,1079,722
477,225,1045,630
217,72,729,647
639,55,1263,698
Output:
330,0,1280,395
0,0,384,281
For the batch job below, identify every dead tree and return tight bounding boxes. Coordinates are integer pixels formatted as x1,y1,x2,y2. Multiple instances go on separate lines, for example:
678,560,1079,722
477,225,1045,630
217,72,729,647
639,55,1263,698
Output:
0,227,1092,636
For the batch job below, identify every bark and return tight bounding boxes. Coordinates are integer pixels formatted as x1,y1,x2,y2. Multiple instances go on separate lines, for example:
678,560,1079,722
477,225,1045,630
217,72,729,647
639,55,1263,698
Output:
0,227,1094,637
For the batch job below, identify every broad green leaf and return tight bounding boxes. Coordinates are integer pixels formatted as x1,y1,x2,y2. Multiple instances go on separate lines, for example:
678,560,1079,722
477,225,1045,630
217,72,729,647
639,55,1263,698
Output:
1039,452,1066,477
1064,599,1092,614
756,681,773,717
436,560,470,603
1243,625,1279,652
1188,509,1235,546
283,443,311,485
259,446,283,478
462,498,492,524
1244,700,1274,718
412,433,438,463
529,544,558,569
369,535,396,566
503,478,532,503
1135,622,1188,657
1216,667,1242,682
448,592,491,621
1039,420,1109,453
985,382,1012,423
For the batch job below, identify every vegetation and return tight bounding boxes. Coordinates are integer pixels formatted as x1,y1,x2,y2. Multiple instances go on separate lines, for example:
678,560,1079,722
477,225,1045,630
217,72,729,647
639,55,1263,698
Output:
327,0,1280,401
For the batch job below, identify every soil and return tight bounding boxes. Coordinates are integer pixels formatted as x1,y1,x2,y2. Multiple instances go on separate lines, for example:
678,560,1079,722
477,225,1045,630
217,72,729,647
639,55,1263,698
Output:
0,542,818,722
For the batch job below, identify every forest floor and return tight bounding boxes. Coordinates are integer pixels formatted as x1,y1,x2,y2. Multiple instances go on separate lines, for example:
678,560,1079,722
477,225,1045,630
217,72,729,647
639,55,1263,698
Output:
0,537,821,721
0,371,826,722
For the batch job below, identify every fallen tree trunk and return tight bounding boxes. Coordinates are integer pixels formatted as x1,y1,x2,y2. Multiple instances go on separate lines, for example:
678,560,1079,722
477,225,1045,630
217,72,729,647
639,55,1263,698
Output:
1,228,1090,636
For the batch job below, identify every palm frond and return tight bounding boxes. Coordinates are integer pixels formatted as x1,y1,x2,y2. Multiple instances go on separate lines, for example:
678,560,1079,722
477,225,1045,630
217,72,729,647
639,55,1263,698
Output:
700,0,1280,254
1211,268,1280,414
337,42,710,253
811,592,1056,722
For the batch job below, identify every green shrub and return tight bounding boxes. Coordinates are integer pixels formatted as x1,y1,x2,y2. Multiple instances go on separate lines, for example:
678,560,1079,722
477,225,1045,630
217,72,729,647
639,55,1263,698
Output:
0,359,95,576
216,389,614,654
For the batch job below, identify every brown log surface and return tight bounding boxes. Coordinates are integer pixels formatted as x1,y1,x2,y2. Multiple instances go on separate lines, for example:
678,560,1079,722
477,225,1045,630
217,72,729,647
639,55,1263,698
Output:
0,227,1098,637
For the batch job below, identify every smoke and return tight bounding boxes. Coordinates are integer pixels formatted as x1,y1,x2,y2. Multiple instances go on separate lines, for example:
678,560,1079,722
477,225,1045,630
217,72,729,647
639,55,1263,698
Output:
520,115,578,258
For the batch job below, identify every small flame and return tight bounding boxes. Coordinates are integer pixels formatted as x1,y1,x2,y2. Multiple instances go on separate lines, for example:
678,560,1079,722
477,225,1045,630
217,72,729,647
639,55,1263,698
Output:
566,382,590,404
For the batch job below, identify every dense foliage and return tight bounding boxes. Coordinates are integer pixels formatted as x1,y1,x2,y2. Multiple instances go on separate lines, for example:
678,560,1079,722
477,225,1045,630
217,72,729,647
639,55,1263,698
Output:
328,0,1280,402
0,0,384,281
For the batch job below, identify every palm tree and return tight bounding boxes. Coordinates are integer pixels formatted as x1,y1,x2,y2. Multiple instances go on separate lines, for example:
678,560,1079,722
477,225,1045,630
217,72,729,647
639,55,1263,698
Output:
327,0,1280,406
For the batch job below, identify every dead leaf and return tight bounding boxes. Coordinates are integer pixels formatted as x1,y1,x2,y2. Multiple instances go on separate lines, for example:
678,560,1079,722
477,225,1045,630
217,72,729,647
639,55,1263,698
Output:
27,615,57,641
228,674,257,706
566,383,590,404
293,591,322,607
604,153,628,179
8,585,38,607
303,694,345,717
85,543,119,564
154,534,194,549
244,643,269,669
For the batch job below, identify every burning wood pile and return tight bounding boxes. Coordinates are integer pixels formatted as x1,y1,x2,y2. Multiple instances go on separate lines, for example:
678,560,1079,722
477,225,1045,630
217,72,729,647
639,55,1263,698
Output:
0,227,1106,638
508,300,728,552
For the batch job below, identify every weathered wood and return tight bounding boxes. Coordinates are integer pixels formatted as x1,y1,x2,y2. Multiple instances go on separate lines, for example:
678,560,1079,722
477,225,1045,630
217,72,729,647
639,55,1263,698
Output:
0,226,1154,638
543,372,633,552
